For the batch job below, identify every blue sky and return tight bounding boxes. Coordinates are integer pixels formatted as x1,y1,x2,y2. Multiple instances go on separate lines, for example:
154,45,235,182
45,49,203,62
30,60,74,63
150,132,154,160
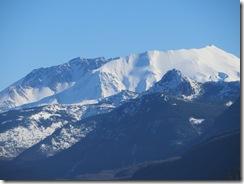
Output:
0,0,240,91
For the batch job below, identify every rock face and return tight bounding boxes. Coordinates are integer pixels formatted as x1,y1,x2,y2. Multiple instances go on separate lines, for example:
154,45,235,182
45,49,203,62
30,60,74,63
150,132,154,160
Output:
146,69,200,99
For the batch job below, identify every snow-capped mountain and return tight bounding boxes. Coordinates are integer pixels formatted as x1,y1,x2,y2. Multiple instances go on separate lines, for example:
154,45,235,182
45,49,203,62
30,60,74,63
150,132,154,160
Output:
146,69,201,99
0,45,240,112
0,57,109,112
146,69,240,101
0,45,240,180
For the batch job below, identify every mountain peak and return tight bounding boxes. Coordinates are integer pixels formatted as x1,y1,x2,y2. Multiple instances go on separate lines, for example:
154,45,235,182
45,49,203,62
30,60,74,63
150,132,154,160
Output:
205,44,217,48
157,69,188,88
67,57,108,69
146,69,200,98
162,68,183,78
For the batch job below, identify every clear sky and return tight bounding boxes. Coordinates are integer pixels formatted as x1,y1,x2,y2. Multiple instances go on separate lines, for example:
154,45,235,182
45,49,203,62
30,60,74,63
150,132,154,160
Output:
0,0,240,91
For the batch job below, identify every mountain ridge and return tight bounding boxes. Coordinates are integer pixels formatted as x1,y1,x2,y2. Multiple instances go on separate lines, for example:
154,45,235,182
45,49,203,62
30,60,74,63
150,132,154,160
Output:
0,45,240,112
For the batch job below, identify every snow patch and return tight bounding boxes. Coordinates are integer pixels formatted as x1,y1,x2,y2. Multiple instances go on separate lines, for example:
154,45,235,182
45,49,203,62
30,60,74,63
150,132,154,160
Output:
1,120,12,125
39,121,97,157
226,101,233,107
0,121,63,158
189,117,205,124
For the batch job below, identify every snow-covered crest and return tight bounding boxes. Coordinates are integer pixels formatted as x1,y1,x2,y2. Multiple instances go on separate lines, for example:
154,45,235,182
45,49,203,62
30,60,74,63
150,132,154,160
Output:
0,45,240,112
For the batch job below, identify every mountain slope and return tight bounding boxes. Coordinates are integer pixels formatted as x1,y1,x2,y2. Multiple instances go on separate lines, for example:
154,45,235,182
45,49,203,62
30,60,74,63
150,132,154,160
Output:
131,130,240,180
0,69,239,161
131,97,241,180
0,89,139,160
0,45,240,112
4,93,227,180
